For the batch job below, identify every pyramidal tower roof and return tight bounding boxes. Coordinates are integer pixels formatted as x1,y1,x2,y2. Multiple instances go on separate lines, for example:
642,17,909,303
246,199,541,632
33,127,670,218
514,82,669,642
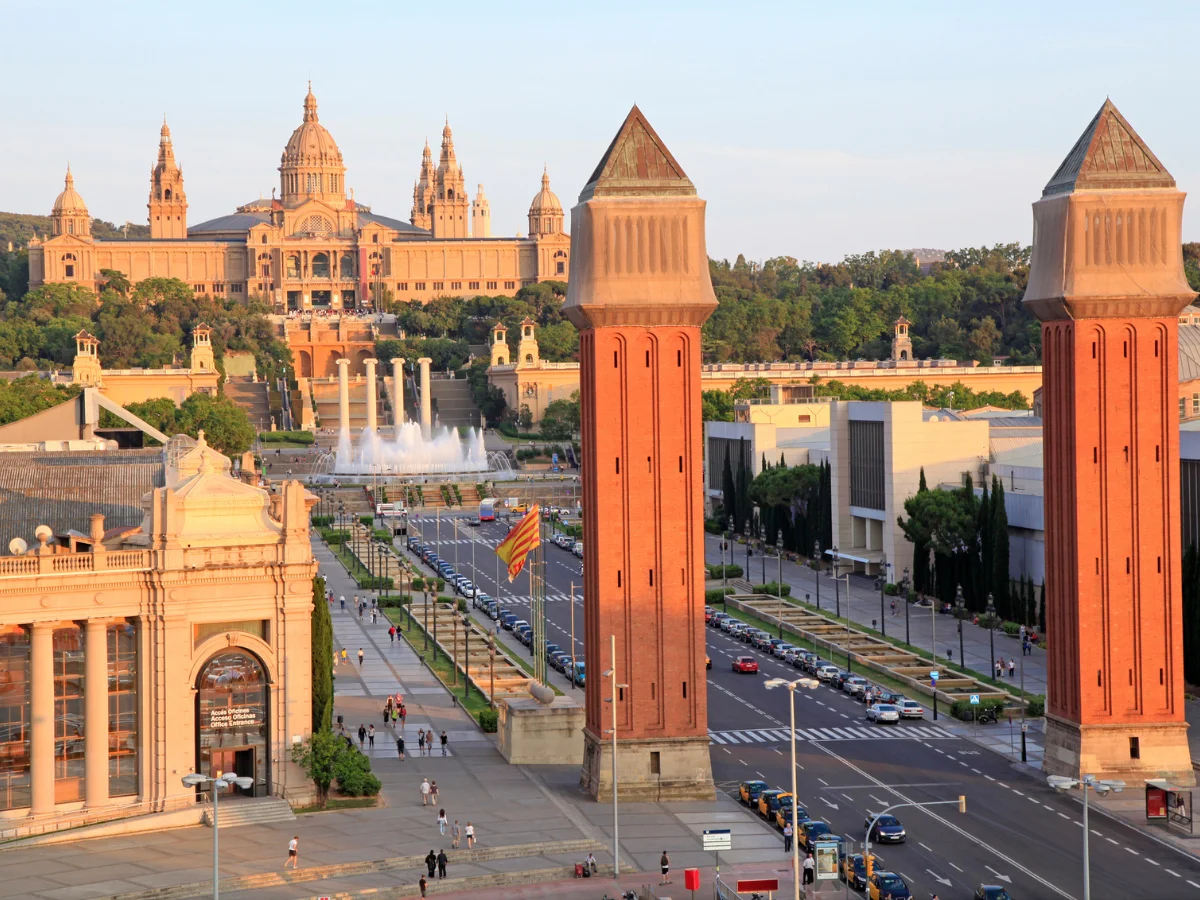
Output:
1042,99,1174,197
578,105,695,201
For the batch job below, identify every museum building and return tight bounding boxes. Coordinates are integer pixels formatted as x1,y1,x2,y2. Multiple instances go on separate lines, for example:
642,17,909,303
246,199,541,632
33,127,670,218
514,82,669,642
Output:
27,86,570,309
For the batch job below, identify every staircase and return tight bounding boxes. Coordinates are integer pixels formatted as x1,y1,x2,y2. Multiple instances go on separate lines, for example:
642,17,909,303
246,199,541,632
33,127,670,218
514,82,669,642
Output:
201,795,295,829
224,376,272,431
420,485,446,508
430,377,480,429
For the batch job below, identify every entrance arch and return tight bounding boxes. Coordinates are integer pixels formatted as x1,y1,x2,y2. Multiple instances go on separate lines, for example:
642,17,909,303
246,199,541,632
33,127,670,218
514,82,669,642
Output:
298,349,313,378
195,649,270,795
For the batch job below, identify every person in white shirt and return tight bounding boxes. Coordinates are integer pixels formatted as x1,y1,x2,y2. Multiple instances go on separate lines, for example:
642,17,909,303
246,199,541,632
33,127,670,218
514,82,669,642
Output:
285,835,299,869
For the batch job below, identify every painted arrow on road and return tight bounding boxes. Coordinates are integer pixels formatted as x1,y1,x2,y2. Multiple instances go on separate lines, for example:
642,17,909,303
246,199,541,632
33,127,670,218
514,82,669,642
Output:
926,870,952,887
820,797,839,810
985,866,1012,883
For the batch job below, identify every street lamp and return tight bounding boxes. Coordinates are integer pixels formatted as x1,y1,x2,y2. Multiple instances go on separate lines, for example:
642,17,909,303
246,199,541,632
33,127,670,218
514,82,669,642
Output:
832,546,841,619
900,566,911,646
725,517,735,608
602,634,628,880
765,676,821,900
878,558,890,638
759,520,767,585
182,772,255,900
954,584,966,669
985,592,997,679
744,519,751,576
460,610,472,699
1047,775,1125,900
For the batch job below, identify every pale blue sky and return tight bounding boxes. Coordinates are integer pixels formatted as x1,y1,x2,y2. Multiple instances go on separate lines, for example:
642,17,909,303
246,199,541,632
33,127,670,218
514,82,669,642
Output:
4,1,1198,262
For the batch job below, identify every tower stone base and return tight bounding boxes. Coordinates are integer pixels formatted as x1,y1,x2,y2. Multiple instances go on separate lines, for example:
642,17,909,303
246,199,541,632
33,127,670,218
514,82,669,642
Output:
580,729,714,802
1043,714,1195,786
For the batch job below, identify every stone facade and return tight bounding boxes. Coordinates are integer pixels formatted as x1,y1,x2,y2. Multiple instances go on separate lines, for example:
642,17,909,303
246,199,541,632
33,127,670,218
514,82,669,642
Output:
0,436,317,824
568,107,715,801
65,328,219,408
1025,100,1195,784
28,86,571,309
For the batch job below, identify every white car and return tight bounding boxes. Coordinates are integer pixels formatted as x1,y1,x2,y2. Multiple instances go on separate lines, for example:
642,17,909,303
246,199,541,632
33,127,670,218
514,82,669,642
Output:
816,665,841,682
866,703,901,724
894,699,925,719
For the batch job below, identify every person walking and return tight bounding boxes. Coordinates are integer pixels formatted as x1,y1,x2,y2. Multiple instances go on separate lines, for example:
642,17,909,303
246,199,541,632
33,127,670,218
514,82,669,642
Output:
368,725,375,749
396,735,405,759
465,821,476,848
339,595,346,611
437,809,448,835
440,730,449,756
425,850,437,878
430,780,439,806
357,724,366,749
1008,657,1016,678
659,851,671,885
437,849,448,879
783,821,793,853
358,647,365,667
426,729,435,756
418,730,426,756
400,703,407,729
389,625,396,643
285,835,299,869
392,706,399,727
451,819,461,849
420,777,431,806
890,598,897,617
995,657,1003,679
384,698,393,725
802,852,815,884
340,648,348,666
419,875,427,898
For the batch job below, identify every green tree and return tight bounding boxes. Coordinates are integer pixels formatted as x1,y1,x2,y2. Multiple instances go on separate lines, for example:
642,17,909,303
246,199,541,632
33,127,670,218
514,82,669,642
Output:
177,393,256,456
311,576,333,732
911,467,930,595
0,375,80,425
990,475,1011,620
721,453,737,526
291,729,343,809
702,390,734,422
540,392,579,441
518,404,533,431
466,358,507,426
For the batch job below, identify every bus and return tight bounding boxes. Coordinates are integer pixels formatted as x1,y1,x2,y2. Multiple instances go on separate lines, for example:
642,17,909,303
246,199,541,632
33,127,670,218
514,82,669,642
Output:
479,498,496,522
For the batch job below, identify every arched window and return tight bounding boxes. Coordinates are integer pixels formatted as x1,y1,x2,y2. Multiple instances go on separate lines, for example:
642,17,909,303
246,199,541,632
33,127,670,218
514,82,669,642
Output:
260,234,267,244
525,354,534,363
164,189,172,201
285,255,300,279
448,189,455,200
311,253,330,279
340,253,354,279
196,650,268,793
67,220,74,234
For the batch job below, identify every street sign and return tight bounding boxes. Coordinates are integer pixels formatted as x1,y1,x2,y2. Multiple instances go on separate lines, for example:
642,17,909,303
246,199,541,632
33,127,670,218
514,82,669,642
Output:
703,828,732,852
930,670,939,682
737,878,779,892
970,694,980,705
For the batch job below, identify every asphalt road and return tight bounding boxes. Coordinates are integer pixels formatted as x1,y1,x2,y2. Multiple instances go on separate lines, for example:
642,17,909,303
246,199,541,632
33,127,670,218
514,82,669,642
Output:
402,514,1200,899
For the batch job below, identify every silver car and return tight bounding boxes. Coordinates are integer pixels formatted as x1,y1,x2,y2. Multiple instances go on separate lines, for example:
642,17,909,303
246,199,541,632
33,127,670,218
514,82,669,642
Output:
866,703,900,724
843,676,868,695
894,699,925,719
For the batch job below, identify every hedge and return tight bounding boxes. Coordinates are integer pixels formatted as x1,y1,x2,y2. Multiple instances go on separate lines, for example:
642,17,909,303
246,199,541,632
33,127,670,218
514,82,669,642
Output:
479,709,499,733
706,588,734,604
378,594,413,607
260,430,316,445
358,515,374,526
1027,695,1045,717
311,514,335,527
319,528,350,545
949,697,1006,721
753,582,792,597
707,564,743,579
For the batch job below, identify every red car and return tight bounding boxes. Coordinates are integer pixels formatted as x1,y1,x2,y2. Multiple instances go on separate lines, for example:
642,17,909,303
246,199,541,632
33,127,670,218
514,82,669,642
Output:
732,656,759,673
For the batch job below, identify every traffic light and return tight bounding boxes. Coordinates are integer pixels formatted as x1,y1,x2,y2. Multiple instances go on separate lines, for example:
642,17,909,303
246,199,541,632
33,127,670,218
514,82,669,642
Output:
865,852,874,878
959,795,967,814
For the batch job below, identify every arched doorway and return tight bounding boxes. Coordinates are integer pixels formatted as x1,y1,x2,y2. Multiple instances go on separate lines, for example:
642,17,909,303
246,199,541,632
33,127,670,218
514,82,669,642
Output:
195,649,269,796
298,349,313,378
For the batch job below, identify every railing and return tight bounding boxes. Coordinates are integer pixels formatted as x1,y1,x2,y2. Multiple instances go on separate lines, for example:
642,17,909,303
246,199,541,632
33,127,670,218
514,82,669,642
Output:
0,792,203,845
0,549,154,579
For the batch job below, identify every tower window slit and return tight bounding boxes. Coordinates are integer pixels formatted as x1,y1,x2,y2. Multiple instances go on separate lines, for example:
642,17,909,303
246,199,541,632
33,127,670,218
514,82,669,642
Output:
1093,447,1097,463
1155,340,1160,357
1158,556,1162,573
618,687,624,702
617,570,621,587
679,455,683,472
1123,341,1128,358
614,350,618,368
1160,668,1165,685
1092,342,1097,359
645,349,650,367
1129,669,1133,686
651,683,655,700
648,456,652,472
616,457,620,474
677,349,682,366
1098,670,1103,687
649,569,654,586
682,681,687,698
1126,557,1131,574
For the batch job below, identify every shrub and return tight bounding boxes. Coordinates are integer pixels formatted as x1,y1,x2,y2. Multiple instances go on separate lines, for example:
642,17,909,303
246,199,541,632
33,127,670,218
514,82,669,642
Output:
372,528,392,541
1001,621,1021,637
358,514,374,526
260,430,315,445
411,576,425,591
456,598,467,612
436,578,446,592
378,594,412,607
883,583,899,596
704,519,723,535
706,588,734,604
706,564,743,579
355,576,394,590
753,582,792,597
949,698,1006,721
321,529,350,545
311,514,334,527
478,709,499,733
333,747,382,797
1026,695,1045,717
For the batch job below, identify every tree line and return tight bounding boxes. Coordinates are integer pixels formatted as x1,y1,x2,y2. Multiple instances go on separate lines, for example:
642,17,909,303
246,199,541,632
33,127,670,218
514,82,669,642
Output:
716,444,833,557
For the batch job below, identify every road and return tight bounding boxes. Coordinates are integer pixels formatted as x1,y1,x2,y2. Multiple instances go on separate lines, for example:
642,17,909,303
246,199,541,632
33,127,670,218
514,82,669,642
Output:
402,512,1200,899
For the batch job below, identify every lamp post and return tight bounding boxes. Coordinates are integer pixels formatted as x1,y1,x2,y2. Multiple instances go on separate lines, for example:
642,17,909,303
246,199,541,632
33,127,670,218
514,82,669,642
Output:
744,520,751,576
985,592,997,679
955,584,966,669
1047,775,1126,900
181,772,255,900
878,557,890,638
423,585,430,652
759,520,767,585
775,531,784,638
764,676,821,900
602,634,628,880
813,540,821,612
901,567,911,645
726,517,735,608
832,546,841,619
488,630,496,708
452,604,459,686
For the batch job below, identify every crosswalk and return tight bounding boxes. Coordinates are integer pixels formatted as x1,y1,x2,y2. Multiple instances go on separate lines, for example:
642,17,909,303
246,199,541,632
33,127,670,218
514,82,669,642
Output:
709,724,955,744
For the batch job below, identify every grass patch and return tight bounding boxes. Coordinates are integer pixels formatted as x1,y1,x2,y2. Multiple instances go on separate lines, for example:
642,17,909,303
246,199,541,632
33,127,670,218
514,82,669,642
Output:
258,440,312,449
295,797,378,814
384,608,495,723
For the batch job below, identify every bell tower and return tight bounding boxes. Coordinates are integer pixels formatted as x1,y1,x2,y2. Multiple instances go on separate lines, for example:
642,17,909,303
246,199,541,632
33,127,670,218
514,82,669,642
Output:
190,323,215,373
891,315,913,361
431,120,469,239
516,318,540,367
149,119,188,239
568,106,717,801
490,323,509,366
1025,100,1196,785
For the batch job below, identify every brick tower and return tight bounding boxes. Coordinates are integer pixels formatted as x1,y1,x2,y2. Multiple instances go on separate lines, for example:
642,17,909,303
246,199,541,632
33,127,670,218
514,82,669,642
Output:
567,106,716,801
1025,100,1196,784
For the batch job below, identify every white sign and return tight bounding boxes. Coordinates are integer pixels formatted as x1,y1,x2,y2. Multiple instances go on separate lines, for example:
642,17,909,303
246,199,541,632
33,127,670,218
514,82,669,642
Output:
969,694,980,705
703,828,732,852
930,671,939,682
207,706,260,729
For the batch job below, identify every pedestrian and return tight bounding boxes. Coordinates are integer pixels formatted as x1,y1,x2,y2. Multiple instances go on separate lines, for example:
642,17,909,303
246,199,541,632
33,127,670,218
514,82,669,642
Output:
392,707,399,726
783,821,793,853
425,850,437,878
1009,657,1016,678
400,704,407,728
389,625,396,643
890,598,897,616
371,608,377,625
421,777,431,806
452,819,461,849
660,850,671,885
426,729,435,755
357,724,366,748
419,875,427,898
341,648,348,666
358,647,365,667
995,658,1003,679
440,730,449,756
384,699,392,726
368,725,375,749
803,852,815,884
396,735,405,759
340,595,346,610
285,835,299,869
437,808,448,835
1024,638,1031,656
465,821,475,848
418,730,426,755
430,780,439,805
437,848,448,878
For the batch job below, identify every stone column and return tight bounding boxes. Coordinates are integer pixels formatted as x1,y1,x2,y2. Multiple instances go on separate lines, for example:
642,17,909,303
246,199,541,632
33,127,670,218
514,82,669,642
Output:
391,358,405,424
364,358,378,433
29,622,55,815
84,619,109,808
336,358,350,435
417,357,433,438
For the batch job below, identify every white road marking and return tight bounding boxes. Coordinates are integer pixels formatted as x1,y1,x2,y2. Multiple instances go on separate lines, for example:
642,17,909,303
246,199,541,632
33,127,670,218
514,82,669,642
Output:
1106,838,1119,845
1167,868,1180,877
985,775,996,782
949,862,963,873
1125,847,1139,856
1146,858,1160,866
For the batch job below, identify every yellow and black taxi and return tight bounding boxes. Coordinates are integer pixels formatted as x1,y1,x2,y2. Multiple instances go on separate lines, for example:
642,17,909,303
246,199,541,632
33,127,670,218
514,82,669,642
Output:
706,655,712,670
839,853,867,891
738,780,768,806
758,789,789,820
799,818,835,851
867,871,912,900
774,796,810,831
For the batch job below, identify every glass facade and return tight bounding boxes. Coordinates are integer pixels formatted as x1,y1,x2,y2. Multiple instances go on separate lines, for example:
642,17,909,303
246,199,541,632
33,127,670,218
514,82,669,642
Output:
0,626,30,810
53,625,85,803
107,622,138,797
197,651,268,795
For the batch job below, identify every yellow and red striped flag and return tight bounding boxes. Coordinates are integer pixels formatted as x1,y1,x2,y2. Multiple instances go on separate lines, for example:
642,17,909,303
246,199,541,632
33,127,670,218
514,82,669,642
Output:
495,504,541,582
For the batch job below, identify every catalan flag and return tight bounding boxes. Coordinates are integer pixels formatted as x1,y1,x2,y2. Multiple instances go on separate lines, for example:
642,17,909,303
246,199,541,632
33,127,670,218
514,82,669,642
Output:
495,504,541,582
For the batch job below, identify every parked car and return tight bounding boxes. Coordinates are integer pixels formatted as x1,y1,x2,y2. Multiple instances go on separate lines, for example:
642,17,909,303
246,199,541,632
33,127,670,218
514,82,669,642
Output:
738,780,768,806
774,643,797,659
732,656,759,674
866,703,901,724
840,853,868,890
799,819,835,851
500,612,518,630
572,661,586,686
973,887,1012,900
775,798,810,831
816,665,841,682
842,676,869,696
894,699,925,719
757,789,788,819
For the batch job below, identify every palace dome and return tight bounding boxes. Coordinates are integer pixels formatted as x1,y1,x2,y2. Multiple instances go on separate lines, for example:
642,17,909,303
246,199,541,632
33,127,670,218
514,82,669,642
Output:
528,168,562,215
281,84,343,166
52,168,88,215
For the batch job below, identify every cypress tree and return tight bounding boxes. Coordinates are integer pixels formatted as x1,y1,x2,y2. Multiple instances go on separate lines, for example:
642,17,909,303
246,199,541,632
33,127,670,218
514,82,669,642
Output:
762,452,769,473
912,467,930,595
311,575,333,732
918,467,928,492
977,476,991,606
780,452,787,468
991,474,1010,620
721,453,737,527
820,459,833,549
736,451,752,532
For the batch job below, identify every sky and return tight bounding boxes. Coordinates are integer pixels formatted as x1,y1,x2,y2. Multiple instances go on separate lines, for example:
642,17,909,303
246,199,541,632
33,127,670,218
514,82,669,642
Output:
4,1,1200,263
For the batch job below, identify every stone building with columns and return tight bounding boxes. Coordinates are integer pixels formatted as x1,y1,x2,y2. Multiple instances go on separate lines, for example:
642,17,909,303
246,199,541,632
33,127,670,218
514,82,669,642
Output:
0,435,316,826
27,86,571,309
